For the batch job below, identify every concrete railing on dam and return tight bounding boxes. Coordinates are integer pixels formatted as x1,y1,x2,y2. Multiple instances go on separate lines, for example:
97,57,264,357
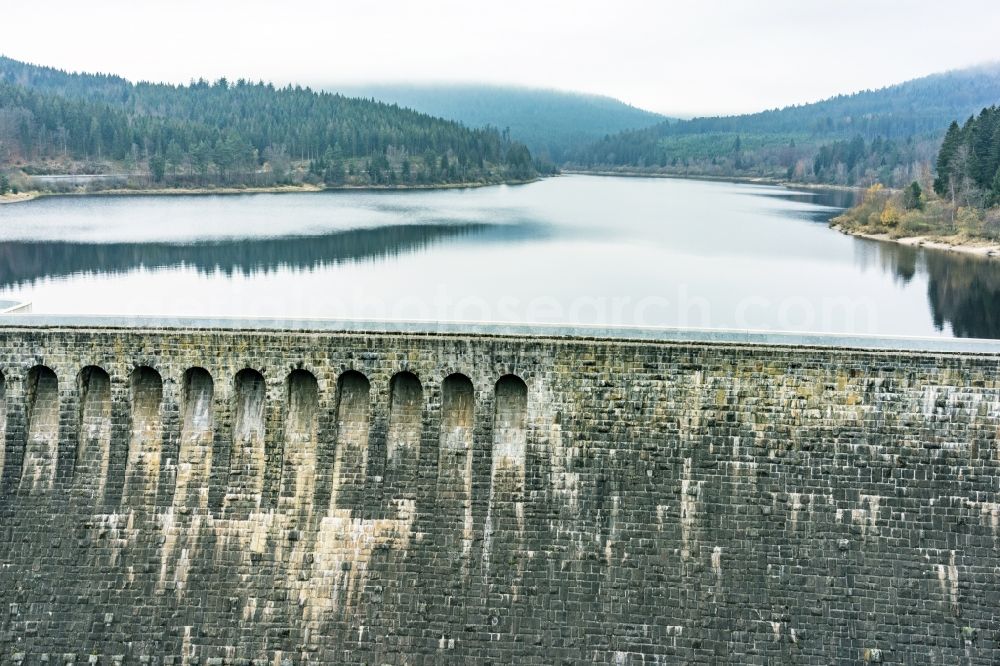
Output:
0,318,999,663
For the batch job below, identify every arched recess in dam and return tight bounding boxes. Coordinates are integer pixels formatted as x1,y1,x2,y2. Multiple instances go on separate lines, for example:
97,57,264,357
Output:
491,374,528,499
123,366,164,507
175,367,215,510
278,369,318,515
383,371,423,505
224,368,266,518
486,374,529,593
330,370,371,513
74,366,112,501
0,370,6,484
20,365,59,494
437,373,476,560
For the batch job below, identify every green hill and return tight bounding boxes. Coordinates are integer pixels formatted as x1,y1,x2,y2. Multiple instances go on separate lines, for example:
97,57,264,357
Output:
572,63,1000,187
333,83,667,163
0,56,537,190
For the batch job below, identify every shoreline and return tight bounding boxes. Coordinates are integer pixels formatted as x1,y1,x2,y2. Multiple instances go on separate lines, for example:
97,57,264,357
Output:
561,168,867,193
832,224,1000,260
0,191,41,205
0,178,541,205
4,171,858,205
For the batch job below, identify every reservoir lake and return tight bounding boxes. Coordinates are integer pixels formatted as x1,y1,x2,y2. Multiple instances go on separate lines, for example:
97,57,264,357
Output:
1,174,998,338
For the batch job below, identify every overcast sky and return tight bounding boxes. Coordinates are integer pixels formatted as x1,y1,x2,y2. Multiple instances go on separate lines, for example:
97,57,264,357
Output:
2,0,999,117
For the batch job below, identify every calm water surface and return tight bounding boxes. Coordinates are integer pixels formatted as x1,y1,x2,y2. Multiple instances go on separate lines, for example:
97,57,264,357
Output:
1,174,998,338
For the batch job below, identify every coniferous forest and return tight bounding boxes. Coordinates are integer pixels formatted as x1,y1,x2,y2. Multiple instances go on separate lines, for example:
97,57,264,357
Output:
569,64,1000,189
0,56,539,192
832,106,1000,241
934,107,1000,208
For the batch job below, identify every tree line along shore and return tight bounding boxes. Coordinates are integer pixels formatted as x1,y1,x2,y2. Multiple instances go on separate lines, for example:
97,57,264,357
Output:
0,56,546,197
831,105,1000,256
3,54,1000,257
0,177,543,206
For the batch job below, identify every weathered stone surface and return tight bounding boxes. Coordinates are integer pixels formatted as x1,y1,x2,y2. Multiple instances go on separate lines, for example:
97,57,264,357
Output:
0,326,999,664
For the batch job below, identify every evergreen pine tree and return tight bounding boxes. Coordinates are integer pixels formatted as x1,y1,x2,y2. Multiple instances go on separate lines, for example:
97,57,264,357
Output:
934,121,963,197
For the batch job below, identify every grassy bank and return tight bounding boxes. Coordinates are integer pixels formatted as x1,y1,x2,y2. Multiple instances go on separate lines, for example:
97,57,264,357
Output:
831,184,1000,258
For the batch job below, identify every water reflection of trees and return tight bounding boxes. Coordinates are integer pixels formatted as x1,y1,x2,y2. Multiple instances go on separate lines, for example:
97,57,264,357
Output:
924,251,1000,338
771,188,862,223
0,222,542,289
867,238,1000,338
780,188,861,211
853,239,920,286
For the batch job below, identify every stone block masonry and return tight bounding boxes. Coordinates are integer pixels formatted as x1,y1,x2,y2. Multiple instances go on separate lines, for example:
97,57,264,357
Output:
0,325,998,664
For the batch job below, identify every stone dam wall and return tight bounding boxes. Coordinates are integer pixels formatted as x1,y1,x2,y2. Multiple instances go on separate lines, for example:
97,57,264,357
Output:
0,325,999,664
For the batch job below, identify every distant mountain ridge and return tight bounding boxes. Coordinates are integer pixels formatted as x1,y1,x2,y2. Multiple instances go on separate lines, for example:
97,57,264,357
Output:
331,83,668,163
666,62,1000,139
572,63,1000,186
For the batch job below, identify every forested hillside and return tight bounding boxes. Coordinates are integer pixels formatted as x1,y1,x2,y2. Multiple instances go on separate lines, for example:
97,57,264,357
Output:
0,56,538,191
572,63,1000,187
334,83,666,163
934,107,1000,207
832,106,1000,242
